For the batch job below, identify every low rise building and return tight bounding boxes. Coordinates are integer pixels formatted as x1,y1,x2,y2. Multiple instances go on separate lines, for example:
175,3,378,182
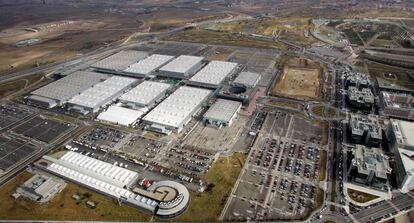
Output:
218,71,261,106
28,71,108,108
158,55,204,79
380,91,414,120
348,114,382,147
67,76,137,114
143,86,212,134
387,119,414,193
232,71,261,88
123,54,174,77
118,81,171,111
203,99,242,128
97,106,144,127
91,50,149,74
377,77,414,95
36,151,190,217
188,61,238,89
15,174,66,203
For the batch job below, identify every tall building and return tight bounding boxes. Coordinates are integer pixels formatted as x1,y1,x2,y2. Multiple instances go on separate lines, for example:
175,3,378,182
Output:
341,71,371,90
347,87,375,110
387,119,414,193
347,145,391,192
410,34,414,47
348,114,382,147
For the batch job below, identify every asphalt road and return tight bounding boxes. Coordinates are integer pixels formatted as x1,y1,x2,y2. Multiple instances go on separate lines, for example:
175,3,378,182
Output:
353,193,414,223
0,41,146,84
0,13,253,84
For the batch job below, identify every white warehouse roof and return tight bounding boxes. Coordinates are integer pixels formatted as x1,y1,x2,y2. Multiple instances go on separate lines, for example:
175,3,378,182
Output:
391,119,414,148
189,61,238,87
68,76,137,109
97,106,144,126
143,86,212,129
124,54,174,76
50,151,138,187
204,99,241,122
31,71,108,103
119,81,171,108
43,152,158,213
233,71,261,88
92,50,149,71
159,55,204,75
398,149,414,175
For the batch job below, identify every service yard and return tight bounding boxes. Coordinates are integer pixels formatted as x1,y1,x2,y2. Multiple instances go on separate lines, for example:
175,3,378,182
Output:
183,115,248,153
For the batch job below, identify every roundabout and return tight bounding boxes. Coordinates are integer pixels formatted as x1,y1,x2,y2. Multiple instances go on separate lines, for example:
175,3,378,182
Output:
307,102,346,121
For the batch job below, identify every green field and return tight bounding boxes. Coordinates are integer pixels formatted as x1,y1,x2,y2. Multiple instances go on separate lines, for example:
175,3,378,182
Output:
333,20,408,48
318,150,327,182
342,28,364,45
366,61,414,90
348,188,379,203
311,106,336,118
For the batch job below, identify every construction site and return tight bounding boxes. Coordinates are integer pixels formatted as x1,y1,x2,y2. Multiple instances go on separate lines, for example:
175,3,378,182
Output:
271,58,324,101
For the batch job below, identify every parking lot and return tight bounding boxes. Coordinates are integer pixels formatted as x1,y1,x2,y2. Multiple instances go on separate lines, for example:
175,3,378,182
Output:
119,135,166,164
77,126,132,152
251,111,267,132
290,116,325,145
12,116,73,144
0,136,39,172
0,103,31,130
223,136,321,221
165,145,215,179
76,125,216,183
261,111,325,145
261,111,292,137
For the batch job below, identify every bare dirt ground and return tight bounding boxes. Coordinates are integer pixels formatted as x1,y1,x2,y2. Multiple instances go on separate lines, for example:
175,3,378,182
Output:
0,1,233,75
143,8,232,33
165,29,288,50
184,116,247,153
0,20,106,44
0,2,143,75
271,57,323,100
1,1,403,76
